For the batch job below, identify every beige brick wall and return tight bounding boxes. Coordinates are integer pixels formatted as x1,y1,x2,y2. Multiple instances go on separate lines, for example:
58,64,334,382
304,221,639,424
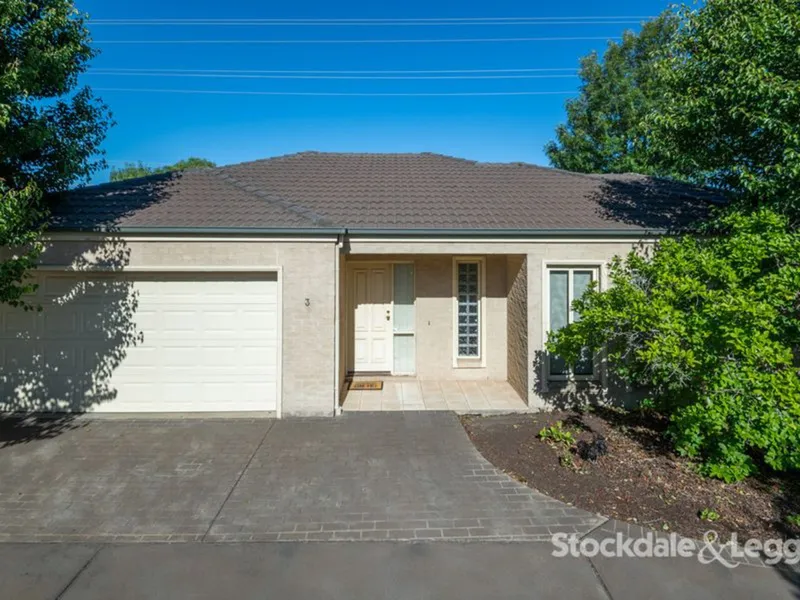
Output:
347,238,649,409
344,254,509,381
506,255,528,402
524,241,646,410
39,235,339,417
36,235,650,416
415,255,508,380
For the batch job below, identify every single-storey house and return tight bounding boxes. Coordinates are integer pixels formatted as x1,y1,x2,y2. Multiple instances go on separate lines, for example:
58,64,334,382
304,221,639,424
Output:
0,152,712,417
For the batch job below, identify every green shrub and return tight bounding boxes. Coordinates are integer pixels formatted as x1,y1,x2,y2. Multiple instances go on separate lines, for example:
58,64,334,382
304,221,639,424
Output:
699,509,720,522
538,421,576,447
548,209,800,482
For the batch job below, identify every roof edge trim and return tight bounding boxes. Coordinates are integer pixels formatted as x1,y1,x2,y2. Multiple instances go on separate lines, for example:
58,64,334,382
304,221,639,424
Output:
345,228,667,237
47,226,347,235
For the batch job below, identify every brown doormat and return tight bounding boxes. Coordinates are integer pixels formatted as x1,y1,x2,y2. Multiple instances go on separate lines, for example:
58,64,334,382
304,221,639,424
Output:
349,380,384,391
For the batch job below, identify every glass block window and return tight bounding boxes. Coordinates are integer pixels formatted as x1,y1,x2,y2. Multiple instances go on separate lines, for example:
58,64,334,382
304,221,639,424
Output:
457,262,481,358
548,267,597,378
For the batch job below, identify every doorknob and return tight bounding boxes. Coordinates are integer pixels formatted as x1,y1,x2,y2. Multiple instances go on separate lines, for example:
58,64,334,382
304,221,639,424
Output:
386,310,391,321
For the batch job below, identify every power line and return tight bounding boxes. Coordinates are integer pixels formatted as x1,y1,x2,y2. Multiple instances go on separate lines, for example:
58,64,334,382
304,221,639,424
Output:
87,71,579,80
87,67,579,74
93,36,620,44
89,16,654,23
93,87,576,97
90,20,645,27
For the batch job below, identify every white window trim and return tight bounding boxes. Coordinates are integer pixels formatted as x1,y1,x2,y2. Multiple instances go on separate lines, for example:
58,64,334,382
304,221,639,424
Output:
452,257,487,367
542,261,606,385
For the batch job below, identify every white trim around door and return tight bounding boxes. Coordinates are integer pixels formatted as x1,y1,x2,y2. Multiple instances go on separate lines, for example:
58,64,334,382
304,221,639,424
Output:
348,262,394,373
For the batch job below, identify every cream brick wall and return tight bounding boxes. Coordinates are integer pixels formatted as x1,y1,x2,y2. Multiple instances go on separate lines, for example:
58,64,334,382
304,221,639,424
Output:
39,235,339,417
34,235,650,417
506,255,528,402
344,254,509,381
348,238,650,409
524,241,647,410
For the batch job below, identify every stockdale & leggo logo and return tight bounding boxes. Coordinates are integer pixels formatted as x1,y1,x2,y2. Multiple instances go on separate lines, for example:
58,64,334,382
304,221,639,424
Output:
551,530,800,568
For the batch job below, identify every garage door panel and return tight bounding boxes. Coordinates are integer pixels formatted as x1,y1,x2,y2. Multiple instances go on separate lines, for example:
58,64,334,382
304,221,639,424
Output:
203,347,276,368
0,272,279,413
41,311,82,337
161,311,199,332
1,311,38,336
236,347,278,368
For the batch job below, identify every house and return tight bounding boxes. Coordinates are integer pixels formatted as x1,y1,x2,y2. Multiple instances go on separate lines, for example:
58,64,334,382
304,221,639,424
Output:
0,152,713,417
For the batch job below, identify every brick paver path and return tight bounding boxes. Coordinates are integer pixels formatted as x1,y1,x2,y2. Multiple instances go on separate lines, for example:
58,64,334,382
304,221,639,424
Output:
0,413,603,543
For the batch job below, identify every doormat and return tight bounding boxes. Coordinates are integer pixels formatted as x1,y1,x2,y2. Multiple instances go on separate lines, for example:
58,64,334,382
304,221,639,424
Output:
349,380,384,391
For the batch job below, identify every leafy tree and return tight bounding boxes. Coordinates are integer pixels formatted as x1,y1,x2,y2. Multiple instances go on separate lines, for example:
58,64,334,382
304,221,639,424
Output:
110,157,216,182
650,0,800,221
1,0,111,308
547,0,800,481
544,13,678,174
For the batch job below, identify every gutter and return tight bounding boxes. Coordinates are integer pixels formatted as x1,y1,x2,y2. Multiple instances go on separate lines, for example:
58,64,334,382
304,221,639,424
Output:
47,225,667,238
345,228,667,237
48,226,347,236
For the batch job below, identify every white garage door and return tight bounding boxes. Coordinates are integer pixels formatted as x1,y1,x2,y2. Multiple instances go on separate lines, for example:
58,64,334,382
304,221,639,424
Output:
0,271,279,413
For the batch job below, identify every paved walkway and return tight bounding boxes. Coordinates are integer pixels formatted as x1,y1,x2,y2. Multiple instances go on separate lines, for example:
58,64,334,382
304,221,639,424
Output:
341,378,528,412
0,412,600,543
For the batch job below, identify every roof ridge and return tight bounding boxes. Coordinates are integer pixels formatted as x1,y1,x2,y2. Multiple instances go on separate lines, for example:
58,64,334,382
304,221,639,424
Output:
212,169,337,228
216,151,662,180
218,150,475,169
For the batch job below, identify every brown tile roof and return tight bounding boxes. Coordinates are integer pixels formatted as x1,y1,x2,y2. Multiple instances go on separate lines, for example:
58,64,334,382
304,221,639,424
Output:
49,152,720,233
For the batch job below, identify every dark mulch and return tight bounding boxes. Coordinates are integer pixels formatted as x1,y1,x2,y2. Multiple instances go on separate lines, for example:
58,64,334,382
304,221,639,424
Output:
461,408,800,541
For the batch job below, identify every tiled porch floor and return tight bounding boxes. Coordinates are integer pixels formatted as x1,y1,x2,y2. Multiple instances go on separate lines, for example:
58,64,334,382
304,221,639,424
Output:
341,378,528,412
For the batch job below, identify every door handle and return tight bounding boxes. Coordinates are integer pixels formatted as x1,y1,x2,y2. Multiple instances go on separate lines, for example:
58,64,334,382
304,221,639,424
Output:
386,310,391,321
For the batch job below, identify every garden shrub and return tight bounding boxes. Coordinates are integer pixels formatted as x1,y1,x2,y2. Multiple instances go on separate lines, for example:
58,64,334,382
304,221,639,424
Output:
548,209,800,481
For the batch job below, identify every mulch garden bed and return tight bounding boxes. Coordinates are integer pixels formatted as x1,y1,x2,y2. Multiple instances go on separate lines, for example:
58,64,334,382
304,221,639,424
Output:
461,408,800,542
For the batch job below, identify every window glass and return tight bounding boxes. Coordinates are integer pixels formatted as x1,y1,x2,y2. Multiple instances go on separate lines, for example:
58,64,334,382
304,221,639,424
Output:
392,264,415,374
393,264,415,333
549,270,569,375
573,270,594,375
572,271,593,322
457,262,480,357
393,334,415,374
549,268,596,378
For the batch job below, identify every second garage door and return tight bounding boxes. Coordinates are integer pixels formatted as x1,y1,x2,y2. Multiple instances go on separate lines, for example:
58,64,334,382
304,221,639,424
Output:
0,271,280,413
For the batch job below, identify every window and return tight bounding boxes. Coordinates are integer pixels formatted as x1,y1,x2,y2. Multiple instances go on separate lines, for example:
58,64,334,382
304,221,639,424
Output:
548,267,598,378
456,261,481,358
392,263,415,374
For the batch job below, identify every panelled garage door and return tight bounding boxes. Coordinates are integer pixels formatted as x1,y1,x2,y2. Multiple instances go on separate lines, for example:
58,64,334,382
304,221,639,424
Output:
0,271,279,413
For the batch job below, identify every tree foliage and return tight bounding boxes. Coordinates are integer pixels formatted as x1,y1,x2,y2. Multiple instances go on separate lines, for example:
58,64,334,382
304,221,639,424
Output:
650,0,800,221
544,13,677,175
547,0,800,481
549,209,800,481
110,157,216,182
0,0,111,308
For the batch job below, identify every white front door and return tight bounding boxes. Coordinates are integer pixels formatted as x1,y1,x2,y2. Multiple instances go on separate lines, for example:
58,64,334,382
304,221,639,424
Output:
352,265,392,372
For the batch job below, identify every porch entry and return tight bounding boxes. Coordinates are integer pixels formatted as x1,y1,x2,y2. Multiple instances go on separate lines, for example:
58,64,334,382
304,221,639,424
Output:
348,262,415,375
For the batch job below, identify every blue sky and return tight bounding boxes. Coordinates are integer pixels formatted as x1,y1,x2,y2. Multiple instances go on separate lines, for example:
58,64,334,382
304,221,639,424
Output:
77,0,674,182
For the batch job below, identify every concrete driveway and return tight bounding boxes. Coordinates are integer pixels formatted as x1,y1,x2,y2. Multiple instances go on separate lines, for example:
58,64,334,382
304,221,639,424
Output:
1,413,797,599
0,412,600,542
